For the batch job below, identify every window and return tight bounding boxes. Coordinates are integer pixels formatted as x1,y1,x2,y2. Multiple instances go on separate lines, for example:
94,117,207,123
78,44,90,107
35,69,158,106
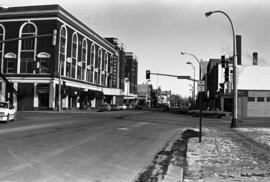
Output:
96,48,102,85
40,59,50,74
77,66,81,80
267,97,270,102
102,52,108,86
71,33,78,78
90,44,95,83
59,26,67,76
81,39,87,80
21,24,35,51
0,25,4,72
248,97,255,102
19,23,36,73
7,59,16,73
257,97,265,102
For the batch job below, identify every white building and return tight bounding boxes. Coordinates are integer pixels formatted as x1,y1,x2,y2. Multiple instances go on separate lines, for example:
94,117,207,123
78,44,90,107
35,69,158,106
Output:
237,65,270,118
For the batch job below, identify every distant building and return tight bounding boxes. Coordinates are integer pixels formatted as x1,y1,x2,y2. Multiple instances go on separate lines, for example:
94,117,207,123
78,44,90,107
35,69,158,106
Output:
237,65,270,118
137,84,152,107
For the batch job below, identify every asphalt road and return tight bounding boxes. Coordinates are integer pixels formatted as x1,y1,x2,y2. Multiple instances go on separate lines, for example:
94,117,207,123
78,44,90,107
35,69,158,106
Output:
1,110,268,182
0,110,199,182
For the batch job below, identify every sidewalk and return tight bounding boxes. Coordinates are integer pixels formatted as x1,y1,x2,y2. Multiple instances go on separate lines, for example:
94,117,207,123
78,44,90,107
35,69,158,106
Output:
184,127,270,182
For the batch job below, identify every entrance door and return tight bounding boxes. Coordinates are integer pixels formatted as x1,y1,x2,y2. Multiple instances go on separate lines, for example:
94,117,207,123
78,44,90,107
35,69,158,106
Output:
38,93,49,108
17,83,34,111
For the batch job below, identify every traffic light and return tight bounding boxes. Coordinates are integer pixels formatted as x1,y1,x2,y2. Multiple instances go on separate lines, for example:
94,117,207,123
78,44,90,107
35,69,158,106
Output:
146,70,150,79
221,55,226,68
225,67,229,82
51,29,57,46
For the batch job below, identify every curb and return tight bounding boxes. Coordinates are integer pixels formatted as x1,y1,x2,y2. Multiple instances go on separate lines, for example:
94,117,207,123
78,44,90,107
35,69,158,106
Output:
135,128,199,182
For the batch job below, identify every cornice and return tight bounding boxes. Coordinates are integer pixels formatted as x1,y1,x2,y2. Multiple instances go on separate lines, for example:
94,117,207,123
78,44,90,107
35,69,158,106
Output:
0,4,115,52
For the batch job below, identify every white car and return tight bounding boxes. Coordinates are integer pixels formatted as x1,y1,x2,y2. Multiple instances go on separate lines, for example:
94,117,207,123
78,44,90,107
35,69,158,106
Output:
0,101,16,123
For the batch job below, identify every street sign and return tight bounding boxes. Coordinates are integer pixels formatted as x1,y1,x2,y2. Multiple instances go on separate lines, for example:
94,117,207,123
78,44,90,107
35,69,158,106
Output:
198,80,205,92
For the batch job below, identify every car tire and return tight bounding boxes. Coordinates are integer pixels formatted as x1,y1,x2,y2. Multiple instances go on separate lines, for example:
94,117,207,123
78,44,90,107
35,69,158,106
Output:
5,114,10,124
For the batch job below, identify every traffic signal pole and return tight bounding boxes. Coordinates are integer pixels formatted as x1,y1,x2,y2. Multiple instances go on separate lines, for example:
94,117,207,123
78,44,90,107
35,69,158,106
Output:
145,70,199,82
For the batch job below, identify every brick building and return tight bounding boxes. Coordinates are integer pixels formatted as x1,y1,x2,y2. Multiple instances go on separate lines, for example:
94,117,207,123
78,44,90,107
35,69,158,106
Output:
0,4,138,110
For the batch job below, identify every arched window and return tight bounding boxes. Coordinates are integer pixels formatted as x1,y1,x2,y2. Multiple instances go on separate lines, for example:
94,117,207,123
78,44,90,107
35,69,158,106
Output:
71,33,78,78
102,52,108,86
80,39,87,81
19,23,37,73
96,48,102,85
87,44,95,83
59,26,67,76
0,25,5,73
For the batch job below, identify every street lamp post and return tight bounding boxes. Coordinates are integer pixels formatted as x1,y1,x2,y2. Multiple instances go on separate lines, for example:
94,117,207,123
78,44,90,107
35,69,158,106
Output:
205,10,237,128
182,52,203,142
186,61,195,108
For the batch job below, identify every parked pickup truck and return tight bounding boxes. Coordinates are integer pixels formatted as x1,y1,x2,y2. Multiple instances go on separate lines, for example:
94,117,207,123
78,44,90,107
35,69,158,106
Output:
0,101,16,123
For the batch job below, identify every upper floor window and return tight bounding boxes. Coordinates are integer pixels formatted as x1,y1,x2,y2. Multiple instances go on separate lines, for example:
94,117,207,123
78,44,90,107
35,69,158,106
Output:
71,33,78,59
97,48,102,69
21,24,36,51
71,33,78,78
0,25,5,72
248,97,255,102
19,23,37,73
90,44,95,66
0,25,4,51
80,39,87,81
81,39,87,63
59,26,67,76
88,44,95,83
257,97,265,102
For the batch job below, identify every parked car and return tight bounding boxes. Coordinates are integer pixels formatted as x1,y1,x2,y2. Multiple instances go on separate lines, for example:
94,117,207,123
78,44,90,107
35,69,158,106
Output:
126,104,134,110
119,104,127,110
0,101,16,123
111,104,120,111
97,104,111,112
178,102,190,114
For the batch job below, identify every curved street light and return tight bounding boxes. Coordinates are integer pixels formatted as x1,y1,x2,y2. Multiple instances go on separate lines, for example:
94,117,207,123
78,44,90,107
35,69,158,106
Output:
181,51,201,81
205,10,237,128
183,52,203,142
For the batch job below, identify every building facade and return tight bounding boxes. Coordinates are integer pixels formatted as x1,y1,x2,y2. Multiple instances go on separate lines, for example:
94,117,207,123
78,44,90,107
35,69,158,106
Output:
125,52,138,95
0,4,138,110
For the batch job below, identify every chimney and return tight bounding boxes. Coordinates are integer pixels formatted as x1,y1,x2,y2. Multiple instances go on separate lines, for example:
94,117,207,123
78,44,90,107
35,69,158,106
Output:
253,52,258,65
236,35,241,65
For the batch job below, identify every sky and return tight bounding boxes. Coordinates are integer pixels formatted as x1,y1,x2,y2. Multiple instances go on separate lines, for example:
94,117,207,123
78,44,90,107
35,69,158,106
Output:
1,0,270,97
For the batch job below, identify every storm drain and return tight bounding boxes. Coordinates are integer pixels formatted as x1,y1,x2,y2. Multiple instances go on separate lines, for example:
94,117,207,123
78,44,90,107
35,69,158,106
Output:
135,129,200,182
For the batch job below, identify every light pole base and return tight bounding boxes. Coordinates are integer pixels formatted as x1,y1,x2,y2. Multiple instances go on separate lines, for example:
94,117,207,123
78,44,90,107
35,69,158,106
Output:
231,117,237,128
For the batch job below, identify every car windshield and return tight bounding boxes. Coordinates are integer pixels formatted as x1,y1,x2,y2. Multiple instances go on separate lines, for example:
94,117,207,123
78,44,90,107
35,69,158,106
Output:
0,102,8,108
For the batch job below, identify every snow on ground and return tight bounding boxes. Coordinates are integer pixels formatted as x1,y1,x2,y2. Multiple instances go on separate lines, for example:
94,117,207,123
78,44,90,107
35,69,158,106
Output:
235,128,270,151
184,127,270,182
